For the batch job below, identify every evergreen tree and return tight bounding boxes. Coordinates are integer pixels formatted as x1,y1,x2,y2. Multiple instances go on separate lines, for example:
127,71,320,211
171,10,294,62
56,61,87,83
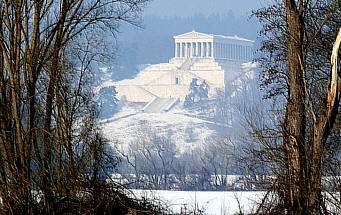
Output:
97,86,119,119
184,78,209,107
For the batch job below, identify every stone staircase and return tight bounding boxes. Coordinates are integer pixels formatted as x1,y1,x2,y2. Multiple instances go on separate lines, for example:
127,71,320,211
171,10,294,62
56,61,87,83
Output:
142,97,179,113
190,58,223,71
178,58,200,71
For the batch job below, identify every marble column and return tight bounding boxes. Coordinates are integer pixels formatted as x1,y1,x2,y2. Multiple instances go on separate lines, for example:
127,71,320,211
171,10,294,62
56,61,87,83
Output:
188,43,191,58
175,42,178,58
213,43,217,56
178,43,181,58
220,43,222,58
224,44,227,59
203,42,205,57
240,46,242,60
183,42,186,58
225,44,229,59
205,42,208,57
191,43,193,57
228,44,231,59
188,42,190,58
233,45,236,59
179,43,181,58
179,42,182,57
230,44,233,59
202,42,205,57
200,42,204,57
216,43,218,58
195,42,199,57
247,47,252,59
236,45,238,60
184,43,187,58
180,43,182,58
221,43,223,58
219,43,222,58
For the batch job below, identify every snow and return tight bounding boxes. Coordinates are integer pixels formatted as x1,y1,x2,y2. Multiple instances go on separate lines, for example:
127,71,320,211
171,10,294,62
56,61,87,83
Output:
114,78,142,86
99,67,108,73
100,62,259,154
132,190,264,215
229,62,257,98
101,103,224,153
99,61,259,155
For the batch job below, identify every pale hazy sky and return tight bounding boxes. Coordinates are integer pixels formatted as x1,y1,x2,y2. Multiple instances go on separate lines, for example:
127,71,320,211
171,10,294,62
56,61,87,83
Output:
143,0,269,17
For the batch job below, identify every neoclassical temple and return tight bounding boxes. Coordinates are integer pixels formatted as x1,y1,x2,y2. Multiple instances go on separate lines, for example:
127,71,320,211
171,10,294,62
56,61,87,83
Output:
173,31,253,62
113,31,254,111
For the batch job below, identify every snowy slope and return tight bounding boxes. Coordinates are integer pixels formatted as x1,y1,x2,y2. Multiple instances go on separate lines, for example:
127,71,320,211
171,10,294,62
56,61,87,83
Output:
102,103,227,153
100,62,259,154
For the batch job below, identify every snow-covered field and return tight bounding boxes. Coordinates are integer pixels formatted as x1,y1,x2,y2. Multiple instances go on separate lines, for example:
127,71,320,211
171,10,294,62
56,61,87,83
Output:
132,189,264,215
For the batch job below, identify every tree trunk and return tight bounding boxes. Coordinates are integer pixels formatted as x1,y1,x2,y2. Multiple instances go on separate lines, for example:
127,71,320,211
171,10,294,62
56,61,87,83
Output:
282,0,306,214
282,1,341,214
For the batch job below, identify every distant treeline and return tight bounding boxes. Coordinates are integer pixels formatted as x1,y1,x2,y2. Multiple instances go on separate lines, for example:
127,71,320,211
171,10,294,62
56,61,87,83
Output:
110,173,271,191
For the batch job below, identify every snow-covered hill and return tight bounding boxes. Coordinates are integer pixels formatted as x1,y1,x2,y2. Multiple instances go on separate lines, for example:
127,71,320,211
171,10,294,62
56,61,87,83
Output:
100,62,259,155
102,103,229,153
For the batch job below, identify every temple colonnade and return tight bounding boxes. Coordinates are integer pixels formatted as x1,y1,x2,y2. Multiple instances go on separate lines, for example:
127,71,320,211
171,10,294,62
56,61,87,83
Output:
174,41,252,61
173,31,254,62
174,42,212,58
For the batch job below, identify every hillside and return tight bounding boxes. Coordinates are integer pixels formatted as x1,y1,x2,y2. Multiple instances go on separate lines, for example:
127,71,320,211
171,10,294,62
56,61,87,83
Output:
102,103,229,154
100,62,259,155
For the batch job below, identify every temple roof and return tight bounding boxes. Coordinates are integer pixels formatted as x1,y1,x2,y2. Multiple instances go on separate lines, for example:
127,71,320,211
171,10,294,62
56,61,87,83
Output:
173,30,213,39
174,30,253,43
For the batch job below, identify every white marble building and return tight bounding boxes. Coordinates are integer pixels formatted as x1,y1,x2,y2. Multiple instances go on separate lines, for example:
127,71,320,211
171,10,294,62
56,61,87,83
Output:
174,31,253,61
114,31,254,106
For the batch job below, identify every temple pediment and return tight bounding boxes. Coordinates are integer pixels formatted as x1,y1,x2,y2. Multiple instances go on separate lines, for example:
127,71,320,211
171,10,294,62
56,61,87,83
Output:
173,30,213,39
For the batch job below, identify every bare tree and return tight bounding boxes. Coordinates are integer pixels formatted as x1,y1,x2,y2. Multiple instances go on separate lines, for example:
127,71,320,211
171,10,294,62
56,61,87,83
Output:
253,1,341,214
0,0,149,214
199,138,235,190
121,123,177,190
